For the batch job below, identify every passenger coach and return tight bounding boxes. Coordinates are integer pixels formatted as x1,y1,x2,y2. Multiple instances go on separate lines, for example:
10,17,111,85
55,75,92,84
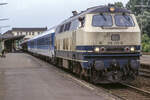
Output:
22,29,55,59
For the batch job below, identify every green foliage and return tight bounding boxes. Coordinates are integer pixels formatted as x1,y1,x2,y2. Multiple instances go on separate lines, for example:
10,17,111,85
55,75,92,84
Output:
142,34,150,52
126,0,150,15
114,2,124,8
112,1,150,52
126,0,150,37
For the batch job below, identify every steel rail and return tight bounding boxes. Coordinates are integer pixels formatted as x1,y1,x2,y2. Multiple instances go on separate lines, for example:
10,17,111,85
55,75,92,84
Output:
121,83,150,96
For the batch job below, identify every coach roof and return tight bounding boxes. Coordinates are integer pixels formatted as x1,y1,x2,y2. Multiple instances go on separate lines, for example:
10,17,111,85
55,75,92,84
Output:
27,28,55,42
12,27,47,32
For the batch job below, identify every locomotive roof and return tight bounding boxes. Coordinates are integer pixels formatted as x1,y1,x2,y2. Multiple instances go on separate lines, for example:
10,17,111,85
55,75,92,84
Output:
60,5,131,25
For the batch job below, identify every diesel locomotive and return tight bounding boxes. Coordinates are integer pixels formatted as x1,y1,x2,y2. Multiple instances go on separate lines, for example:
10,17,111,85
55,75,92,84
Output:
21,5,141,83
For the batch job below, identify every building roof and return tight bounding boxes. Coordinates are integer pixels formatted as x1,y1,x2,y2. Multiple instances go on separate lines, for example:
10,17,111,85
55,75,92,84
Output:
2,30,14,37
12,27,47,32
0,34,25,40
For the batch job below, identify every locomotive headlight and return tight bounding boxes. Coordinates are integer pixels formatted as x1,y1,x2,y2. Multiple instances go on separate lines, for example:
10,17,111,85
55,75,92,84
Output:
130,47,135,52
94,47,100,52
110,7,115,12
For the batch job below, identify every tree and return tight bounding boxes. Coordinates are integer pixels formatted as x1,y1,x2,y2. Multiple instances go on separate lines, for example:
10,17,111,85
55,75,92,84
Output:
126,0,150,52
114,2,124,8
108,2,124,8
126,0,150,36
126,0,150,15
142,34,150,52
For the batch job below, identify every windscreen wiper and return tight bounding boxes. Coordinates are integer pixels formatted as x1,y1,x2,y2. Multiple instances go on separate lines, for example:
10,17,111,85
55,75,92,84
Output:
122,13,131,25
100,13,107,21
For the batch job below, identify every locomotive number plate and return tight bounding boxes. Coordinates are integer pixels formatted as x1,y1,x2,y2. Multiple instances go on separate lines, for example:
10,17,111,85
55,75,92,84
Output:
111,34,120,41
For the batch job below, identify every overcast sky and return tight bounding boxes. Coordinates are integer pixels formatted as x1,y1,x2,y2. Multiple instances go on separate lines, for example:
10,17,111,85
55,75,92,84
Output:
0,0,129,33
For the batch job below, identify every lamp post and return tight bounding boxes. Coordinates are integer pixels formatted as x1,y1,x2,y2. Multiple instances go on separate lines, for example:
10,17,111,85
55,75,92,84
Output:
0,2,8,53
0,3,7,5
0,18,9,21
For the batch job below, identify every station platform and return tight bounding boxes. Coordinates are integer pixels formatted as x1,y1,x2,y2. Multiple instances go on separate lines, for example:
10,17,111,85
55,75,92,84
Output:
141,55,150,65
0,53,117,100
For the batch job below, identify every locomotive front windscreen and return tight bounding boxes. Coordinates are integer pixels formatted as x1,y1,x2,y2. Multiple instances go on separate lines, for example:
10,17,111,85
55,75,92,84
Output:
92,14,135,27
114,15,135,27
92,14,113,27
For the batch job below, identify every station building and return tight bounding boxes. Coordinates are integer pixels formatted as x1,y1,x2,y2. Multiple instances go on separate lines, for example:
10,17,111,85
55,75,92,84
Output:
0,27,47,53
11,27,47,40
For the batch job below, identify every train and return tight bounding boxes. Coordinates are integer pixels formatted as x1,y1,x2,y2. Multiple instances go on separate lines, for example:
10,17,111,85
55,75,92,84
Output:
21,5,141,84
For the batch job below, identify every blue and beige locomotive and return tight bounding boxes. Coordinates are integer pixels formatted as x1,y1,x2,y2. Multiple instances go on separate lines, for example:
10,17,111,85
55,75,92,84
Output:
22,5,141,84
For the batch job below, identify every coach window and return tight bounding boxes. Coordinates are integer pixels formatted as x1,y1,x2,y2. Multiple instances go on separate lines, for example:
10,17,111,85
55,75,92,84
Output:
32,32,34,35
26,32,28,35
17,32,19,35
20,32,22,35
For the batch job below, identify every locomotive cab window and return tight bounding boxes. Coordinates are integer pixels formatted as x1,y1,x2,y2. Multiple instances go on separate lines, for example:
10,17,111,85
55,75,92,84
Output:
59,25,64,33
114,14,135,27
92,14,113,27
70,19,79,30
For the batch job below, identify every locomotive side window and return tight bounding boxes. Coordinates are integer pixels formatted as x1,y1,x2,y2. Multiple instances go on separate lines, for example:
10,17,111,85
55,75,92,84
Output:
64,22,71,31
115,15,135,27
70,19,79,30
55,26,60,34
92,14,113,27
59,25,64,33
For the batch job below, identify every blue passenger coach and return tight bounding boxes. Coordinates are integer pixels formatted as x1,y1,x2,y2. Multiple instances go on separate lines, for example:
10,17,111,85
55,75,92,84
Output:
27,29,55,58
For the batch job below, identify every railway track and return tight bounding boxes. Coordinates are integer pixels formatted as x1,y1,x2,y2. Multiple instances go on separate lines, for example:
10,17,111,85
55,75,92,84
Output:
60,68,150,100
51,64,150,100
49,61,150,100
139,68,150,78
122,83,150,96
99,83,150,100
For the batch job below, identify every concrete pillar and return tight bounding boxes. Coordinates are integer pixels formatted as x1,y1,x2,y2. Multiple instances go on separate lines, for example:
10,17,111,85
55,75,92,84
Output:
0,40,4,53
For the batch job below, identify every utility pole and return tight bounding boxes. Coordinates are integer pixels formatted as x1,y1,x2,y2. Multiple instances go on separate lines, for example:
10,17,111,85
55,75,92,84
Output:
0,2,8,52
0,18,9,21
0,2,8,35
0,3,7,5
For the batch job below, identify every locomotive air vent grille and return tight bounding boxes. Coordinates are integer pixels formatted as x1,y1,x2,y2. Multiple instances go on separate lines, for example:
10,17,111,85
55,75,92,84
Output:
111,34,120,41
